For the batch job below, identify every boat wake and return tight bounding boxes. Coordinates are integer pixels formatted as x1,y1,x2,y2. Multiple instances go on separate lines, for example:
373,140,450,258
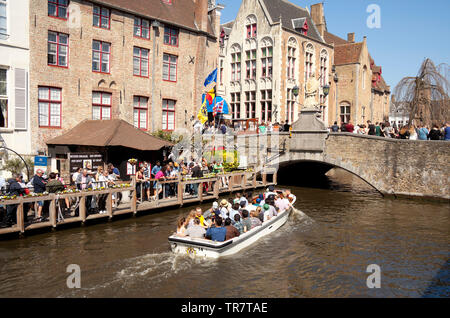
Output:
62,252,213,297
290,207,315,225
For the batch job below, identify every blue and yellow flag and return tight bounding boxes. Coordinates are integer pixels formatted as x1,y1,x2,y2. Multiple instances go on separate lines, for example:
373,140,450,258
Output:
198,94,208,124
204,68,218,87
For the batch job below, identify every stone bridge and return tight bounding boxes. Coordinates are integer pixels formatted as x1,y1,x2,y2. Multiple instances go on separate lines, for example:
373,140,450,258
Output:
231,109,449,201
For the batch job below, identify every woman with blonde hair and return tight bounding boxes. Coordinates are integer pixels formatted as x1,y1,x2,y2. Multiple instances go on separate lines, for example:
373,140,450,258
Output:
176,217,187,236
94,166,104,189
186,209,197,228
409,125,418,140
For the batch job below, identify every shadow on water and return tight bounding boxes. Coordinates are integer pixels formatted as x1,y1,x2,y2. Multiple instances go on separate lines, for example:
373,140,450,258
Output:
278,163,380,196
422,258,450,298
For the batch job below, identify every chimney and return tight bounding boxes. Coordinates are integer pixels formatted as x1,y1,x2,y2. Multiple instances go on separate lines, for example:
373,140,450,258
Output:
347,32,355,43
310,3,325,37
194,0,209,33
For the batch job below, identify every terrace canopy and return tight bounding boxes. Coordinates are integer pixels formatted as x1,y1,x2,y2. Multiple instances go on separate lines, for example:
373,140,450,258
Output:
46,119,174,180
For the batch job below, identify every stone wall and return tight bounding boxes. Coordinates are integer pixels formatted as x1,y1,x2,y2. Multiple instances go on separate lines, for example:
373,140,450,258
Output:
324,133,450,199
237,131,449,200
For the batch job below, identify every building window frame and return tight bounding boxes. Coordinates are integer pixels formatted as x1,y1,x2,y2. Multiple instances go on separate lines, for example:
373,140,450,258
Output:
92,91,112,120
287,45,296,80
246,49,256,79
287,88,295,123
48,0,69,20
0,0,7,40
231,52,241,82
38,86,62,128
340,104,351,124
133,47,149,78
92,40,111,74
164,26,179,47
133,96,148,130
261,46,273,78
246,23,257,39
162,53,177,82
0,68,7,128
48,31,69,68
305,43,315,82
260,89,272,122
162,98,175,131
133,17,150,40
245,91,256,119
93,5,111,30
231,92,240,120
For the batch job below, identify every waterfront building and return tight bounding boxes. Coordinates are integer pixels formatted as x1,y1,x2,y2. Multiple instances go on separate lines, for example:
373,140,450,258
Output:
322,30,391,126
218,0,335,126
29,0,222,169
0,0,31,177
389,95,410,127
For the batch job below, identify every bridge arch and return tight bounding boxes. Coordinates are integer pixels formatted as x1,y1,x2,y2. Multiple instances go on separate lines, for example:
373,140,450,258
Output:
275,158,384,195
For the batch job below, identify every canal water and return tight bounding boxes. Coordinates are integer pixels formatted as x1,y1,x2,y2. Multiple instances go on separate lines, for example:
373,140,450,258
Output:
0,169,448,298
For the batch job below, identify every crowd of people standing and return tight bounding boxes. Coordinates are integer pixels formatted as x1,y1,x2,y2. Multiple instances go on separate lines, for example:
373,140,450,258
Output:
330,121,450,140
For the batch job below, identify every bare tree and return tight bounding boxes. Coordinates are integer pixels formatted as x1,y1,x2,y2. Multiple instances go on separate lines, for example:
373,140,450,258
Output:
394,59,449,127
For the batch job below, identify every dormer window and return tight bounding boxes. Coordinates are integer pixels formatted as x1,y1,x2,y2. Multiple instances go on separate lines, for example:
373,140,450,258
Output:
292,18,308,36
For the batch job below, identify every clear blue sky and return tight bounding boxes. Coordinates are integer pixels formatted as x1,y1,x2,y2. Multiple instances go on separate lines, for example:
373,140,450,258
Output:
220,0,450,91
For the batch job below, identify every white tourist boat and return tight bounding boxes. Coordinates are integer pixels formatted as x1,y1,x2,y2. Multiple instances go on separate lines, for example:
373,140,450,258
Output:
168,192,296,259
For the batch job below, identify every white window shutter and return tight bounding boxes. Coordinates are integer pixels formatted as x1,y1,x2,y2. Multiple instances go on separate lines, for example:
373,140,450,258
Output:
15,68,27,130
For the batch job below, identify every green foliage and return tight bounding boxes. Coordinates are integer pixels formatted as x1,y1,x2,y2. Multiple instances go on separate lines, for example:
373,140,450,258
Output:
152,130,183,144
1,156,34,178
203,150,240,172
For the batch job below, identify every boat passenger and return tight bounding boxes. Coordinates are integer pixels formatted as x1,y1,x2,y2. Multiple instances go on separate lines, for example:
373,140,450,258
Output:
275,193,291,211
240,193,249,207
205,217,227,242
250,211,262,229
203,201,219,221
195,207,207,228
219,199,229,220
241,210,252,233
253,198,262,207
185,218,206,239
265,185,277,198
233,214,244,234
229,203,241,224
186,210,197,228
256,206,264,223
224,218,240,240
176,217,187,236
262,204,277,222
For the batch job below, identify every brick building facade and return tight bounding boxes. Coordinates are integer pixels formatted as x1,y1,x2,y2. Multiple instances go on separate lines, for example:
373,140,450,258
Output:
322,30,391,126
218,0,335,126
29,0,221,155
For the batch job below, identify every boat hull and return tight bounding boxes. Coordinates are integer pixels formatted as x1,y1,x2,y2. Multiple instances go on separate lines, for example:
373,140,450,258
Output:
168,207,292,259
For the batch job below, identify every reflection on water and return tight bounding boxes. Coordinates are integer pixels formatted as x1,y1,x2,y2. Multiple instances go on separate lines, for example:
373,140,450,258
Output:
0,169,448,298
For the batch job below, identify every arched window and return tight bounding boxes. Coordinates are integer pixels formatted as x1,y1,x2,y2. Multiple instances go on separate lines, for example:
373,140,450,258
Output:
245,15,257,39
320,50,328,87
305,43,314,82
260,37,273,78
287,37,297,80
362,66,367,90
230,44,241,82
340,102,351,124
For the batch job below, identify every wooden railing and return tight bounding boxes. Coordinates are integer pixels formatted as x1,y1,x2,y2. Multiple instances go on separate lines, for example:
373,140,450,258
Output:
0,170,276,237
